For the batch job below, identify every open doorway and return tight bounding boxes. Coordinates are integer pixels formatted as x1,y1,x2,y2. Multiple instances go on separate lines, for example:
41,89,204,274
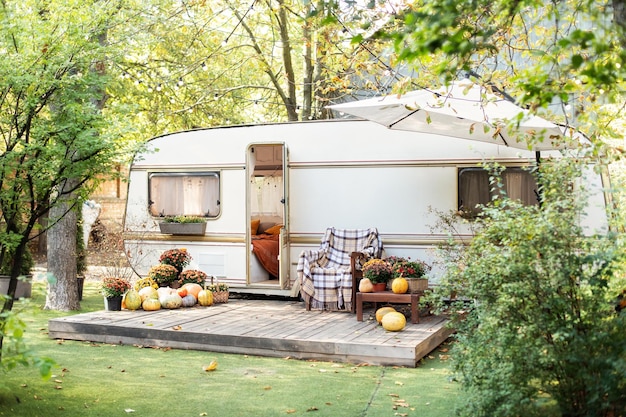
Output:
247,143,287,288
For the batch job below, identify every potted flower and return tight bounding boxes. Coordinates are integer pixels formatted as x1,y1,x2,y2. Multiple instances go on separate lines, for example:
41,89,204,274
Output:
361,258,393,291
159,248,192,273
147,264,179,287
177,269,208,286
158,215,207,235
388,256,430,292
101,277,131,311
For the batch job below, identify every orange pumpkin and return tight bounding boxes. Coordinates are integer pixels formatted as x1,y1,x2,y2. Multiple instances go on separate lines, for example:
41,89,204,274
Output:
391,277,409,294
176,287,188,298
181,283,202,299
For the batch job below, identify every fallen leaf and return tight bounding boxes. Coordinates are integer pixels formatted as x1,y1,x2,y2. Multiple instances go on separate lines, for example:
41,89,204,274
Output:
172,325,182,331
306,406,318,412
395,381,404,386
202,361,218,372
199,413,208,416
388,393,399,397
285,409,297,414
54,386,62,390
124,408,135,413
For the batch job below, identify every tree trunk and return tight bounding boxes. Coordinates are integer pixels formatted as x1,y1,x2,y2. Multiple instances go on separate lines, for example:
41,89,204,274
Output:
45,180,80,311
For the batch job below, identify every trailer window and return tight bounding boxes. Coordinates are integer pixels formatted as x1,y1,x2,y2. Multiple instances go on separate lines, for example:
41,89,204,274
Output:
458,167,538,218
149,173,220,218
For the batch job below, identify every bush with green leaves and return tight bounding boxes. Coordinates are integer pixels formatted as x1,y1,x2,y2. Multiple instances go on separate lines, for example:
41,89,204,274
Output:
437,158,626,417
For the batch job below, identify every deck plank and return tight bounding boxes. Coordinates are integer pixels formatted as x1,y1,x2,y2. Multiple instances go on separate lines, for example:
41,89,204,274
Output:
48,299,452,367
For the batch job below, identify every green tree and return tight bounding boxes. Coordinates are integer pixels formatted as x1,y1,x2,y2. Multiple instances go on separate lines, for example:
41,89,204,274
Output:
109,0,395,131
0,0,133,370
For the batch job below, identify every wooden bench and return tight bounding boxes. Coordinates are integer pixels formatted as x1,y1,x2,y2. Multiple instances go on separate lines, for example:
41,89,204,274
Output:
355,291,421,324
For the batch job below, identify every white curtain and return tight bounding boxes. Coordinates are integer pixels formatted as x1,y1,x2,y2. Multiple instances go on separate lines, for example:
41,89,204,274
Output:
251,176,283,216
150,174,219,217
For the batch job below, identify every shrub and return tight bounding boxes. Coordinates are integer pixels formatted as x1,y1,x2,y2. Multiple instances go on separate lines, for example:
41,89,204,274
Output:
437,159,626,417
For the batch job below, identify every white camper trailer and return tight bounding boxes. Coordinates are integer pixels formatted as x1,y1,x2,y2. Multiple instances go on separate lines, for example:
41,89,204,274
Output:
122,119,608,296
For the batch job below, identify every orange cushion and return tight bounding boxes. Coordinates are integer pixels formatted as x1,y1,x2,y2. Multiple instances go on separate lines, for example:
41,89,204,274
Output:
264,224,283,235
251,219,260,235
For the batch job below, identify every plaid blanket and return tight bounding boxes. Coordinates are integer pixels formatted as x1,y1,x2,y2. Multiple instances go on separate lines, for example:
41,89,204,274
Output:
297,227,382,311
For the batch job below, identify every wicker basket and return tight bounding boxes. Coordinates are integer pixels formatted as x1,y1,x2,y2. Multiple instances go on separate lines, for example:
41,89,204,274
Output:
212,290,229,303
405,278,429,293
209,276,229,303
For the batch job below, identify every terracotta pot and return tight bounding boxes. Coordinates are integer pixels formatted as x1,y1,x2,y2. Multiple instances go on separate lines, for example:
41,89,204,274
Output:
372,282,387,292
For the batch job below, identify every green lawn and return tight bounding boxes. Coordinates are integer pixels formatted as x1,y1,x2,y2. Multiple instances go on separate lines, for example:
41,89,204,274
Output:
0,283,459,416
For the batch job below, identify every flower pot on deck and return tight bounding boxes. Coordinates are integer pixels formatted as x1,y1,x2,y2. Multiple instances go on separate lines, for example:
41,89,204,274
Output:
104,296,123,311
77,276,85,301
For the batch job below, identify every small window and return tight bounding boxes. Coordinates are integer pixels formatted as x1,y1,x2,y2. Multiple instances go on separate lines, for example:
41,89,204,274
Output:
458,167,538,217
149,172,220,218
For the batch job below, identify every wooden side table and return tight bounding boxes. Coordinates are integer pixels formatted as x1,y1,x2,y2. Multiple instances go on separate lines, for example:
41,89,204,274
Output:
355,291,421,324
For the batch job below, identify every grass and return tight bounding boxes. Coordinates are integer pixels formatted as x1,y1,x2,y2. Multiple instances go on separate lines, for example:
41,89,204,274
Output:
1,283,459,416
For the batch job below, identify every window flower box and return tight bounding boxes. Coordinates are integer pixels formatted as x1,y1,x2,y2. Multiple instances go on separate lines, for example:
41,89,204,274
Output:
158,216,207,235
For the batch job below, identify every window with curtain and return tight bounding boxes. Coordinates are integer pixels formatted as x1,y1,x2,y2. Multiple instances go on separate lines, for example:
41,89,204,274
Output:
458,167,538,218
149,172,220,218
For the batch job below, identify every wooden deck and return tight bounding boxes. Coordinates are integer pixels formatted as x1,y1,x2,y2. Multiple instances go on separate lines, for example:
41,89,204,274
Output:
48,299,453,367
